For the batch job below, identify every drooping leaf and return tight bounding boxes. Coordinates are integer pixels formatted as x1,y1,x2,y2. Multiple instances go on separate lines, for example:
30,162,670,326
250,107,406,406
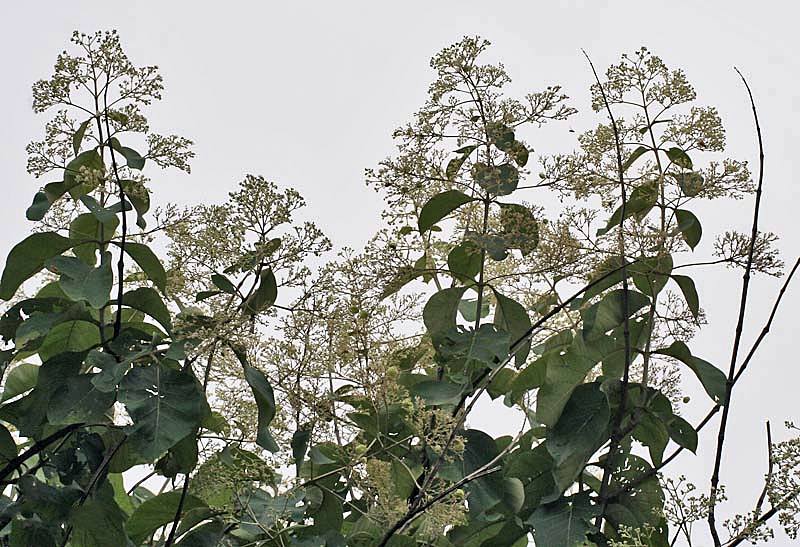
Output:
70,212,118,265
418,190,475,233
672,274,700,319
123,287,172,333
243,364,280,452
546,383,610,494
48,252,113,309
632,412,669,466
119,364,209,460
581,288,650,340
410,379,464,405
597,179,659,236
126,490,207,544
486,122,515,151
622,145,649,172
674,209,702,250
73,119,90,155
472,162,519,196
121,179,151,229
423,287,467,350
528,491,599,547
69,487,128,547
673,171,704,197
666,147,693,169
120,242,167,292
25,192,51,221
2,363,39,402
291,426,312,476
448,240,482,281
499,203,539,255
38,320,101,362
493,290,531,366
0,232,73,300
446,145,478,180
110,137,145,170
243,269,277,315
655,341,727,404
47,373,116,425
667,415,698,453
211,273,237,294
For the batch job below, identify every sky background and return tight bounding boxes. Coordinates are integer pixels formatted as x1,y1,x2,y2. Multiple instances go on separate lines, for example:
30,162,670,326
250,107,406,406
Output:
3,1,799,544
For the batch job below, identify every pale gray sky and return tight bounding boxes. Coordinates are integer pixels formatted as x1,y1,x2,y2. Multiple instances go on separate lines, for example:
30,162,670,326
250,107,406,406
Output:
3,1,800,544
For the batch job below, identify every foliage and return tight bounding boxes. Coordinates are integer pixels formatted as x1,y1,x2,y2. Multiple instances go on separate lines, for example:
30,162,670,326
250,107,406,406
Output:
0,31,797,547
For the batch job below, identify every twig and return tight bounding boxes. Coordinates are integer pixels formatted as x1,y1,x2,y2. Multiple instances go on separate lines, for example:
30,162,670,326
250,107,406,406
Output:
754,421,774,516
708,67,765,546
581,48,633,529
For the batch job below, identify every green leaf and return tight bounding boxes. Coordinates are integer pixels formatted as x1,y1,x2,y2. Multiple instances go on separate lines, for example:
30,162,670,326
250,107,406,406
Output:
423,287,467,350
211,273,237,294
509,356,547,402
121,179,151,229
655,341,727,404
536,336,608,427
123,287,172,333
632,412,669,466
630,253,673,297
69,490,128,547
487,122,515,151
448,240,482,281
26,192,51,221
472,162,519,196
119,242,167,292
672,274,700,319
119,364,209,460
674,209,702,250
110,137,145,170
64,150,104,198
0,232,73,300
674,171,704,197
73,119,90,155
47,373,116,425
0,422,18,464
291,426,311,476
243,268,277,315
499,203,539,255
597,179,659,236
243,364,280,452
446,145,478,180
528,491,599,547
667,415,698,453
70,212,118,265
38,320,101,362
666,147,693,169
155,431,199,477
410,379,464,405
622,145,650,172
418,190,475,233
49,252,113,309
493,290,532,366
2,363,39,401
457,297,489,322
509,140,529,167
604,453,667,541
126,490,207,544
546,383,610,494
581,289,650,340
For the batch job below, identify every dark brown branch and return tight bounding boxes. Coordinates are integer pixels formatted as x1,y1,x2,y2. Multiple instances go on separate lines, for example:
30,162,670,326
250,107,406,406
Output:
582,49,634,530
0,423,83,483
708,67,766,546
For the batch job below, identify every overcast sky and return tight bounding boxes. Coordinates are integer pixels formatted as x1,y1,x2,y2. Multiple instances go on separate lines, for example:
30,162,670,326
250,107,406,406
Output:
3,1,799,544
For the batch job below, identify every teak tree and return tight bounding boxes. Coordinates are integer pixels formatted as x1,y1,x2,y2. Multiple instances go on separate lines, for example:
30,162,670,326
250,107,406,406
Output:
0,31,797,547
